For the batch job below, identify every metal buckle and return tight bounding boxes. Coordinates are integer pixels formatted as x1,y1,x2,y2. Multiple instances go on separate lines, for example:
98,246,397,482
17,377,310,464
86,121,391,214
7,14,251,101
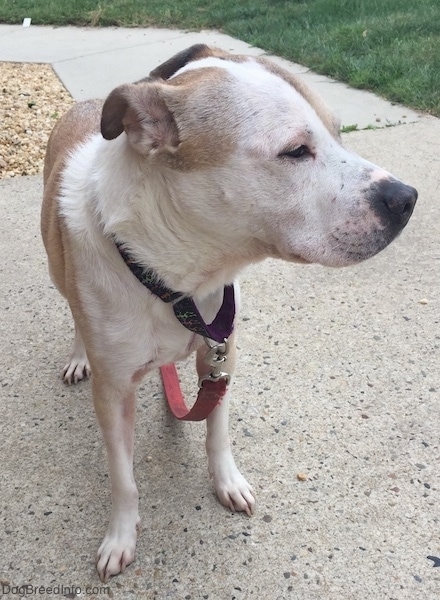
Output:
198,337,231,387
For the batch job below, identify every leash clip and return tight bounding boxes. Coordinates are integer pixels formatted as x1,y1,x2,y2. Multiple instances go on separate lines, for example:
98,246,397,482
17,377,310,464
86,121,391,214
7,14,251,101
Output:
198,337,231,387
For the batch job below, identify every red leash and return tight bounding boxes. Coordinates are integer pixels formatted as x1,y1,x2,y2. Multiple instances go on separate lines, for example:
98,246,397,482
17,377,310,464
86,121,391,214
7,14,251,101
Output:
160,363,227,421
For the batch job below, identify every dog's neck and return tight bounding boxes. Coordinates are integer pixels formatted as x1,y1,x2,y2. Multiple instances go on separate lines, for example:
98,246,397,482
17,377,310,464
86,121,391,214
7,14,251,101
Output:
115,237,237,342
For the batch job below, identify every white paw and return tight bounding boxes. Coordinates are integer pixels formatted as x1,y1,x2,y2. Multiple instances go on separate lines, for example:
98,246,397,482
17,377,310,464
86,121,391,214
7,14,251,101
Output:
62,356,91,384
96,519,140,583
209,451,256,516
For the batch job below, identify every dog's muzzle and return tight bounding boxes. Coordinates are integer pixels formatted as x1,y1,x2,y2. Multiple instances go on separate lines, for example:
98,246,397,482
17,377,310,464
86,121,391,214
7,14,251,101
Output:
326,178,418,265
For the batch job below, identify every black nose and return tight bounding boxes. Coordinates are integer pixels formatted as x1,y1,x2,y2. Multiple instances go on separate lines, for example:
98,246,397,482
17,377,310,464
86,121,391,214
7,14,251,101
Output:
379,179,418,221
369,179,417,230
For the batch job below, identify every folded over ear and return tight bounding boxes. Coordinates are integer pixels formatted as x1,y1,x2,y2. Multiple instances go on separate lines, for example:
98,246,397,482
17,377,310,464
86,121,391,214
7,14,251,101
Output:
100,83,179,154
149,43,211,80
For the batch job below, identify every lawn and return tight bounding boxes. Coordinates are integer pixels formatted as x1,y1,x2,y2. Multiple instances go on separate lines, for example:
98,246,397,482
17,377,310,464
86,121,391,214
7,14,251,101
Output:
0,0,439,116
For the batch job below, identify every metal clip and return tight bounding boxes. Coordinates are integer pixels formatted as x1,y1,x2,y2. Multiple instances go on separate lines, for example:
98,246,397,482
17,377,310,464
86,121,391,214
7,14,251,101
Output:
198,337,231,387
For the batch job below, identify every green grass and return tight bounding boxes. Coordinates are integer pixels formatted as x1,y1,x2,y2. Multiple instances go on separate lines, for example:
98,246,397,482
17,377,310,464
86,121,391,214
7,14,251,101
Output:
1,0,439,116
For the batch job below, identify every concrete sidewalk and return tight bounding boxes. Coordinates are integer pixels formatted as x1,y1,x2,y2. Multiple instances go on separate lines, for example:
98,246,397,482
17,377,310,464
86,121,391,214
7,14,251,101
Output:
1,24,440,600
0,24,420,129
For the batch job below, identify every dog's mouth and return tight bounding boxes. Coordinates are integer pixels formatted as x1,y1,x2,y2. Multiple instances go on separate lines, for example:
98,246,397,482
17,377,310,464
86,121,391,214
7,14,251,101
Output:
286,254,312,265
269,245,312,265
277,226,398,269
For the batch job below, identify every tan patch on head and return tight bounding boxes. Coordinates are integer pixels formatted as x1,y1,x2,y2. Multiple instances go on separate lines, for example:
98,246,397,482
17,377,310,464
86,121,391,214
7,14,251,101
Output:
256,57,341,139
101,70,236,171
158,68,236,171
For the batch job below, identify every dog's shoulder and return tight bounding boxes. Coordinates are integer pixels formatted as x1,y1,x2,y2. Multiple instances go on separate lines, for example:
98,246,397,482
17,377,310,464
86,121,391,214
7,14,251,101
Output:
44,99,104,185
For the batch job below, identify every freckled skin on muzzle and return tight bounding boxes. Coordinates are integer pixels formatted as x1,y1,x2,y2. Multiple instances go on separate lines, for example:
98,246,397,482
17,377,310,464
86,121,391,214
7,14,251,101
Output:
325,178,418,266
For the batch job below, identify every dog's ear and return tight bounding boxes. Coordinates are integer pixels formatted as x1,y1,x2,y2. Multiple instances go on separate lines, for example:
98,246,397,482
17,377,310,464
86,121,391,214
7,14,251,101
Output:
101,83,179,154
148,44,212,81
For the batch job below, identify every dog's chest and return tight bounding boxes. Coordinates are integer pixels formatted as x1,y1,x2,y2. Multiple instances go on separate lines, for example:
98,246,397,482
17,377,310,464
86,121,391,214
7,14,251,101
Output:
78,262,223,378
86,289,202,369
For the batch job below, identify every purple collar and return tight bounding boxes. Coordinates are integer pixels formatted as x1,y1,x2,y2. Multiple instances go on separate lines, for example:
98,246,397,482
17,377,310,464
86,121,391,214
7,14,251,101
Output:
115,240,235,343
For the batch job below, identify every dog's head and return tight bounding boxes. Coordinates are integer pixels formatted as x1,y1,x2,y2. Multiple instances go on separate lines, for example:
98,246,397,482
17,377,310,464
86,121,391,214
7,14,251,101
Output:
100,45,417,268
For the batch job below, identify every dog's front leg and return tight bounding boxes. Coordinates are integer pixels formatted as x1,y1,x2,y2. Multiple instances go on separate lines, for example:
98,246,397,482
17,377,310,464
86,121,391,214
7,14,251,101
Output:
93,376,140,582
197,335,255,515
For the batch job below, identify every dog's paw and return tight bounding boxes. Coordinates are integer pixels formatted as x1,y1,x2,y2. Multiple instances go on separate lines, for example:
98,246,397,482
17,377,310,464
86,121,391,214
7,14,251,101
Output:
62,356,91,384
96,521,140,583
209,452,256,516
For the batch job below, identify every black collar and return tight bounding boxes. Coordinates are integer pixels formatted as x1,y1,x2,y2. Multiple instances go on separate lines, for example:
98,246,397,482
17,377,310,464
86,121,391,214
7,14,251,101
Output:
115,240,235,343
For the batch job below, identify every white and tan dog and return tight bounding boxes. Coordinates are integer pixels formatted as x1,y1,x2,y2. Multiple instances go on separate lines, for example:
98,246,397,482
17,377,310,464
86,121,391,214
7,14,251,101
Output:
41,45,417,581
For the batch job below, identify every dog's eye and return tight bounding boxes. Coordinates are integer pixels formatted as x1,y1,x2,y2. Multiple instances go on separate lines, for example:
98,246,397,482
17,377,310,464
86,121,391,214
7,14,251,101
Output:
279,145,310,159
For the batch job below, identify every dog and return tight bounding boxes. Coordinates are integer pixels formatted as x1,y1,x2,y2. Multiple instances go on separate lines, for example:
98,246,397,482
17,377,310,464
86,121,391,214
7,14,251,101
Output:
41,44,417,582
